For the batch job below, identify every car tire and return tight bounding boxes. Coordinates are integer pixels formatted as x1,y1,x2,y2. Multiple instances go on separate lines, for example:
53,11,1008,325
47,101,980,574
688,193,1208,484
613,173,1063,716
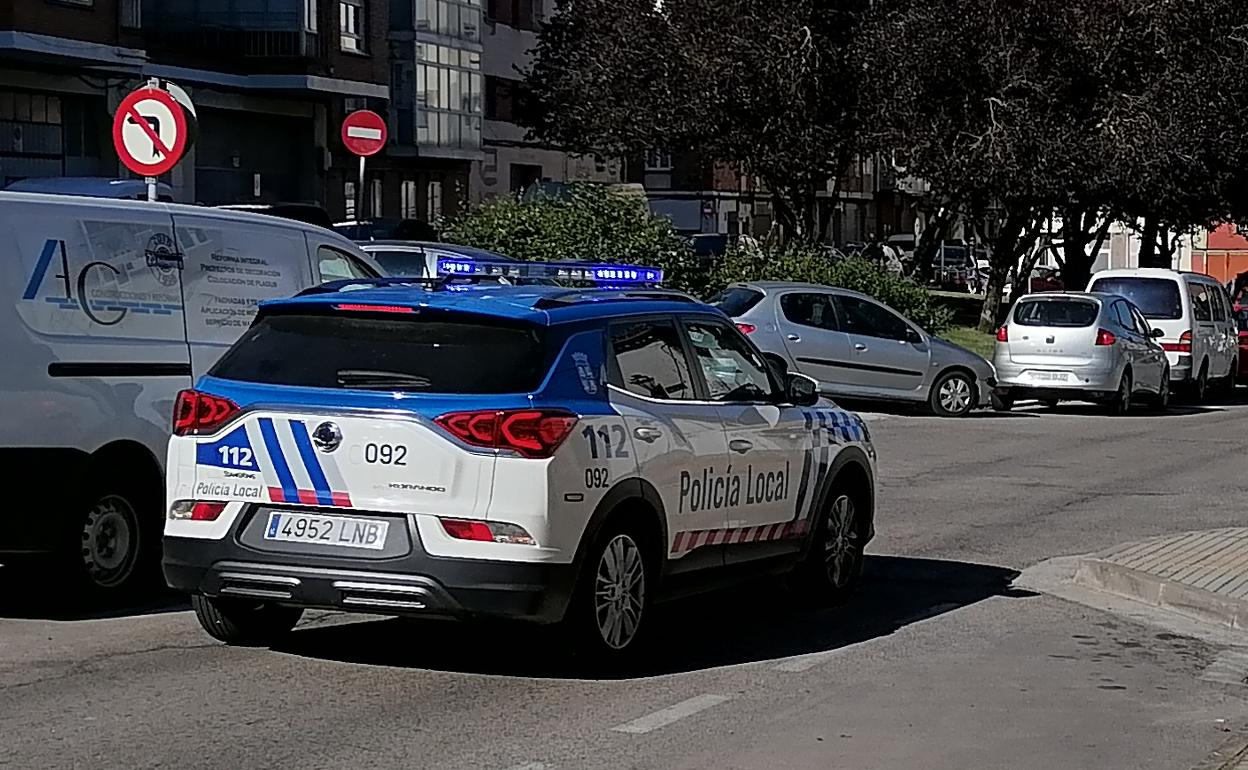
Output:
991,392,1014,412
192,594,303,645
1106,372,1132,416
796,487,867,603
565,520,653,664
1150,369,1171,412
59,471,157,598
1191,361,1209,403
929,370,976,418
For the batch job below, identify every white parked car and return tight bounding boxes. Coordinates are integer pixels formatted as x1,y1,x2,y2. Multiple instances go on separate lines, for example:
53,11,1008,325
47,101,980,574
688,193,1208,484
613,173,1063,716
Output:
992,292,1170,413
1087,269,1238,401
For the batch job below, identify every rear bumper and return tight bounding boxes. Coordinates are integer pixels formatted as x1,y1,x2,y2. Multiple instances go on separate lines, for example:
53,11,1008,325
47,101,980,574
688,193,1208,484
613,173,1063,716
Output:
993,360,1119,393
163,529,578,625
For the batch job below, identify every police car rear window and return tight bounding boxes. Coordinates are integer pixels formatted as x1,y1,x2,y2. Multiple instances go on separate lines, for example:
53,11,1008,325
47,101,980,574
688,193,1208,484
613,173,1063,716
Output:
210,310,549,394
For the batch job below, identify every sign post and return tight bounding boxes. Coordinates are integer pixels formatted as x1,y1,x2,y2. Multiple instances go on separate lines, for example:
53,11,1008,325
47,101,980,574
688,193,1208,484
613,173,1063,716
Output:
112,80,194,200
341,109,387,219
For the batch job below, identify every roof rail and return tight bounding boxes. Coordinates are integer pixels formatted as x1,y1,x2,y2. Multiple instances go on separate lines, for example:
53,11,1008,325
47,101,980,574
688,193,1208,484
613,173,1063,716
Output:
532,288,699,310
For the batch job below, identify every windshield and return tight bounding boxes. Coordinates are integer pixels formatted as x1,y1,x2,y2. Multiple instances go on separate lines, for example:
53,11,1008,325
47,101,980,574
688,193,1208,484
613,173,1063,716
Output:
367,250,428,277
1088,277,1182,319
709,287,765,317
210,310,550,393
1014,299,1099,328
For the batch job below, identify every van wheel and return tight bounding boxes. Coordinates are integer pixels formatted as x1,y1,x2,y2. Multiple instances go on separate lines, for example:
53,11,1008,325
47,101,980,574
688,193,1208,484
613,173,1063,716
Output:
1191,362,1209,403
192,595,303,645
62,473,155,595
565,520,653,663
929,371,976,417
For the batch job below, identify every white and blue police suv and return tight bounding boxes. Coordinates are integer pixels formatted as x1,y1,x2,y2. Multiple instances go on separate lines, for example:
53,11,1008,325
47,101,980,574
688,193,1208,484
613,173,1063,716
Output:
163,259,877,658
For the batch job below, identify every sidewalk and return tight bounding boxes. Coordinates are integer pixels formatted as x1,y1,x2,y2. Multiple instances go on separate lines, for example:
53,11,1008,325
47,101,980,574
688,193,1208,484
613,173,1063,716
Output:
1076,528,1248,631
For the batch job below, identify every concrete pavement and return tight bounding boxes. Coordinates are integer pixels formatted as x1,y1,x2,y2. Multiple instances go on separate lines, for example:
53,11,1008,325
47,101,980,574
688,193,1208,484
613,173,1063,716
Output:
4,399,1248,769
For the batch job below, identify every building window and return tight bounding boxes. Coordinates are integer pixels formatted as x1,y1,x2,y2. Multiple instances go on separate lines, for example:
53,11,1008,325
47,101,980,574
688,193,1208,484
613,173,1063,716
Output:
305,0,318,31
487,0,539,31
427,179,443,221
371,178,383,218
645,149,672,171
401,180,418,218
339,0,367,53
417,0,481,40
120,0,141,27
485,76,521,123
510,163,542,194
344,181,357,219
414,42,483,152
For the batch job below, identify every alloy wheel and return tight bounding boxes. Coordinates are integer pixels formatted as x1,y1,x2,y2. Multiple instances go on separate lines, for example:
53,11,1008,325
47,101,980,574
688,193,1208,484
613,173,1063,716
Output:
823,495,860,589
593,534,646,650
938,376,973,415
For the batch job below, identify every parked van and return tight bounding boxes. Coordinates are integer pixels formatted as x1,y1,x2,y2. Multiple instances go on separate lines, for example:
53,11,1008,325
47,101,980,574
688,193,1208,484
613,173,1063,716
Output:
0,192,381,593
1087,268,1239,400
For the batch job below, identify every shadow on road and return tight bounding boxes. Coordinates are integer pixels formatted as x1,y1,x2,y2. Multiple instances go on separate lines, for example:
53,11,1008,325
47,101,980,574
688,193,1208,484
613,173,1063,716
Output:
0,567,188,620
835,399,1037,420
273,555,1031,679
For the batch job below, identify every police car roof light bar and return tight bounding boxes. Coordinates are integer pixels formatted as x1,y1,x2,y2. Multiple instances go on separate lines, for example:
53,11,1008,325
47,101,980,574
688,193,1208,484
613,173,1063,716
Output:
436,257,663,285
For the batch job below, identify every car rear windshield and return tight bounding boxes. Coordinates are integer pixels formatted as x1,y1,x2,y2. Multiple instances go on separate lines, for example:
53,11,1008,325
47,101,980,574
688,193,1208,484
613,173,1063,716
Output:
1088,277,1182,320
1013,299,1099,328
710,287,765,317
210,309,550,393
367,250,428,276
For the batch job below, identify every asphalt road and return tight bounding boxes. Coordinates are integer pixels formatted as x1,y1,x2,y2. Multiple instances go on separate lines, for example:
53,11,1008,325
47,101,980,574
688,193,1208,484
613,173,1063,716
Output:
5,398,1248,770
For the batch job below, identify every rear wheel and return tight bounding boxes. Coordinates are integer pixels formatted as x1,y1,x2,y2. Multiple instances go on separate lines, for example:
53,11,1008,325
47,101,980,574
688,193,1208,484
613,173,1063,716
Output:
1106,372,1133,416
59,471,157,597
1150,368,1171,411
929,371,976,417
192,594,303,645
565,520,652,662
1191,361,1209,403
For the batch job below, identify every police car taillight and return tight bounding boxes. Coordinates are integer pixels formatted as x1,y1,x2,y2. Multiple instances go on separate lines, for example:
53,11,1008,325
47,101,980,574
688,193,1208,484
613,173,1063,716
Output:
169,500,227,521
173,389,240,436
434,409,578,458
440,518,536,545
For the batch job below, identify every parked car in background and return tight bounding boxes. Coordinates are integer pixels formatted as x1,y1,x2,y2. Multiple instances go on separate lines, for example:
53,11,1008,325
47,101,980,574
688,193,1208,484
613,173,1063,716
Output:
1087,268,1237,401
713,281,996,417
357,241,517,277
1237,308,1248,382
993,292,1169,413
335,218,438,242
886,233,916,260
216,203,333,229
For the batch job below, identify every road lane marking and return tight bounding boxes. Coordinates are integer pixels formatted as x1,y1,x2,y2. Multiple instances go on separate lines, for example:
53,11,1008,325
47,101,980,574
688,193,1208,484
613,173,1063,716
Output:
505,763,551,770
610,694,732,734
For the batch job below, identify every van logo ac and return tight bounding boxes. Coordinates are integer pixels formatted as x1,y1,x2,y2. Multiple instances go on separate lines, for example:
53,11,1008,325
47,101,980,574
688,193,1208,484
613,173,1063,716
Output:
312,422,343,453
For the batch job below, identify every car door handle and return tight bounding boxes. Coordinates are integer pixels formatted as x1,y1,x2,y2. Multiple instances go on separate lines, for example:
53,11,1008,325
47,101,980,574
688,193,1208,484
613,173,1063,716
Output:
729,439,753,454
853,343,868,351
633,427,662,443
786,334,801,341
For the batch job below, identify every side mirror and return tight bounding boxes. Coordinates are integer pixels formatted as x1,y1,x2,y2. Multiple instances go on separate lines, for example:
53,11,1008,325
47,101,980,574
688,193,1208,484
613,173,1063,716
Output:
786,373,820,406
1151,327,1165,339
765,356,788,380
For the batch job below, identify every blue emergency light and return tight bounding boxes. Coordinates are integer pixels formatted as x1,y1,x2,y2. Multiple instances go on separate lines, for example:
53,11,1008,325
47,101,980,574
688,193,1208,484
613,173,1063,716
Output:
436,257,663,285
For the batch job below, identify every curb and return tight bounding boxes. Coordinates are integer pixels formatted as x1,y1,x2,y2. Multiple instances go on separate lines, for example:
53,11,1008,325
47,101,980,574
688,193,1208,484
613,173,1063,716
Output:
1074,558,1248,632
1190,732,1248,770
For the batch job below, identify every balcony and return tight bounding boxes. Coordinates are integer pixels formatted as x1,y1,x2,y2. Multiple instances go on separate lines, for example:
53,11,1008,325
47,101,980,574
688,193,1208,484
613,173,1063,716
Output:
144,26,327,67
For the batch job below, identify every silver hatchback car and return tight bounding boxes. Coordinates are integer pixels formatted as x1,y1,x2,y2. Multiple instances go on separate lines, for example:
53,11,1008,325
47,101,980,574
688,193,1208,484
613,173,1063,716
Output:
713,281,996,417
993,292,1170,413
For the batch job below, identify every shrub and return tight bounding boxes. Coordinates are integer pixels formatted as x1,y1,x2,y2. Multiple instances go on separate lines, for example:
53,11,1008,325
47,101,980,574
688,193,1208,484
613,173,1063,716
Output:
707,246,954,333
443,184,705,291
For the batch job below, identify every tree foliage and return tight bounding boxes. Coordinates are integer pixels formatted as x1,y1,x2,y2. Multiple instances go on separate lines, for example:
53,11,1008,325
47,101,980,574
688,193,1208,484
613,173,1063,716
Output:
524,0,869,241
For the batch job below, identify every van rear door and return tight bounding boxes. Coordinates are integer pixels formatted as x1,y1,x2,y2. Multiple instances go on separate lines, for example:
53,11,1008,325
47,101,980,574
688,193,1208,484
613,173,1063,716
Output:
173,211,313,376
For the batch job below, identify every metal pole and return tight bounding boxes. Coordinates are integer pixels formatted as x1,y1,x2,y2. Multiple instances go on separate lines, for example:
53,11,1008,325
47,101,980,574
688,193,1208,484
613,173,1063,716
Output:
146,176,156,202
358,155,366,220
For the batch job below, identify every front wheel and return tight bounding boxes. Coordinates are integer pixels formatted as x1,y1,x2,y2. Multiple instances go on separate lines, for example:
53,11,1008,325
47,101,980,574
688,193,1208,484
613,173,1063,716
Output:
929,371,976,417
1150,369,1171,411
796,492,866,603
192,595,303,645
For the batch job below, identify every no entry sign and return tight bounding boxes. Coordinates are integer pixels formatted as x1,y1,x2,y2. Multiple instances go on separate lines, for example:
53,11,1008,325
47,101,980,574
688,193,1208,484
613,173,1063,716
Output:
112,87,190,177
341,110,387,157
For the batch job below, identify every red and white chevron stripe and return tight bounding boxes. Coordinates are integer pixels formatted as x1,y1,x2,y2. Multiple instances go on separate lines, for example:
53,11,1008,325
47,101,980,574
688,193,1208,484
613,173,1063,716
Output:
670,518,810,556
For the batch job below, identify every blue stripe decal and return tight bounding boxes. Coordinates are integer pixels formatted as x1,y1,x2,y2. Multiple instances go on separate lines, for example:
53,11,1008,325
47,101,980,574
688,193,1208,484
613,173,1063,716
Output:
288,420,334,506
258,418,298,504
22,239,59,299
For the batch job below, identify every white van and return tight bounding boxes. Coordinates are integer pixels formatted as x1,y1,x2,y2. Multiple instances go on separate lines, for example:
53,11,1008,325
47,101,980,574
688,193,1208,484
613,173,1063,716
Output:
0,192,381,593
1087,268,1239,400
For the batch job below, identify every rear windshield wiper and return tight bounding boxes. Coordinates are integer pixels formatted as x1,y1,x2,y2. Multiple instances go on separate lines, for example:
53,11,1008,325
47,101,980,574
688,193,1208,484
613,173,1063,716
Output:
336,369,432,390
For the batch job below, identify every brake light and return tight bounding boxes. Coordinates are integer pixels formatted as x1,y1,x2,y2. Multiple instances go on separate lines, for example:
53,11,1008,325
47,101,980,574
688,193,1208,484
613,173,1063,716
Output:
435,409,578,458
995,326,1008,342
1095,329,1116,346
334,303,415,313
169,500,227,521
440,518,536,545
736,322,757,334
173,390,240,436
1162,330,1192,354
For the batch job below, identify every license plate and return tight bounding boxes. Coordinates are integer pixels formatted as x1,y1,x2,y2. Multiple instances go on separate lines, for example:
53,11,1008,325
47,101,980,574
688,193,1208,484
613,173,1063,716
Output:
1032,371,1070,382
263,511,389,550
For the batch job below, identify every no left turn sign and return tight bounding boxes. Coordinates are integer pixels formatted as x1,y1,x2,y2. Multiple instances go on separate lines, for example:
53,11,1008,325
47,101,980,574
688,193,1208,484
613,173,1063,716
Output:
112,87,190,177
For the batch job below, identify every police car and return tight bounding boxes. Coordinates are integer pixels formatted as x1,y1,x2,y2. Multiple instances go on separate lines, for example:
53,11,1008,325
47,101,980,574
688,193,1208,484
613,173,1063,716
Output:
163,259,877,658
